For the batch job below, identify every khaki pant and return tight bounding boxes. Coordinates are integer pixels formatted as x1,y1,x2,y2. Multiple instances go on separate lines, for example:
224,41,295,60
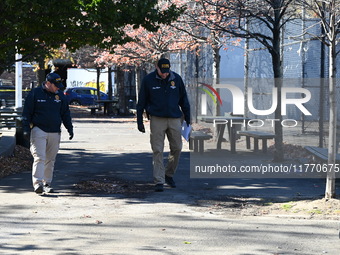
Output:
30,127,60,187
150,116,182,184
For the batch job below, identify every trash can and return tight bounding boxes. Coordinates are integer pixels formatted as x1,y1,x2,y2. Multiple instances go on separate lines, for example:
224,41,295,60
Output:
15,117,29,148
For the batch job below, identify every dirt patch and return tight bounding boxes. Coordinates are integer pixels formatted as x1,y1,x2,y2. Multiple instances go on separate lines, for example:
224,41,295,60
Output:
74,177,154,195
268,143,314,162
195,196,340,220
74,176,340,220
191,123,212,134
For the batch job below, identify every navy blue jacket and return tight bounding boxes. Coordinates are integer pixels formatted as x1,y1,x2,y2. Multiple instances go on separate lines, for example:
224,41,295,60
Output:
136,70,190,124
22,84,73,133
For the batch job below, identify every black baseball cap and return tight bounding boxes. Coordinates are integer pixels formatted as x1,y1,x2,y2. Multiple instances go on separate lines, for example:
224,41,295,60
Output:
157,58,171,73
46,73,63,89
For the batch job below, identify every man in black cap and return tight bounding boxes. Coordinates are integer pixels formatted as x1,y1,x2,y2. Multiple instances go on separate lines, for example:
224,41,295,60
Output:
136,58,190,192
22,73,74,194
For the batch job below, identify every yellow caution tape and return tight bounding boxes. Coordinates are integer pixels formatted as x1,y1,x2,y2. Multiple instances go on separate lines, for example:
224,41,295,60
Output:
0,89,31,92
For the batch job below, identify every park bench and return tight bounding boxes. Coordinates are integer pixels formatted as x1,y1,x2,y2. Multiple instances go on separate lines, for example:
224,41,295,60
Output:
88,105,102,115
0,109,22,130
237,130,275,153
305,125,340,162
189,131,212,153
2,99,25,108
94,99,119,115
304,146,340,163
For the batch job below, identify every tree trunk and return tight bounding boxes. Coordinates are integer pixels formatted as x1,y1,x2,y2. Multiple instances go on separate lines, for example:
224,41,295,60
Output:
319,19,326,147
37,58,45,85
271,21,284,162
107,66,114,115
108,66,113,100
325,37,337,199
244,21,250,120
116,67,126,115
273,75,284,162
96,67,101,100
213,46,221,116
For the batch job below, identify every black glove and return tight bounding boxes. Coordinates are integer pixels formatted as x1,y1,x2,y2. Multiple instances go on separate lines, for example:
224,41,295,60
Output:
138,123,145,133
23,131,30,140
185,117,190,127
69,131,74,140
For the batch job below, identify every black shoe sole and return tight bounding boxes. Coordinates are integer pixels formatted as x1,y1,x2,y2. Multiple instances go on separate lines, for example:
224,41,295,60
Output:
165,182,176,188
155,185,164,192
165,177,176,188
34,186,43,194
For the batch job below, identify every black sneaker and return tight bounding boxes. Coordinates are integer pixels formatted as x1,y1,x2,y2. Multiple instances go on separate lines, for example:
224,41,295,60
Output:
165,175,176,188
154,184,164,192
34,184,43,194
43,184,54,193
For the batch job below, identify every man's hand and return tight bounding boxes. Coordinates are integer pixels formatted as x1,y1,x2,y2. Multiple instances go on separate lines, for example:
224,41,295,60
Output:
138,123,145,133
69,131,74,140
23,131,30,140
185,117,191,127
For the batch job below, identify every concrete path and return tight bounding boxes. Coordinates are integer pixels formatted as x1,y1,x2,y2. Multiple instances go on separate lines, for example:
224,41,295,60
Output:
0,114,339,255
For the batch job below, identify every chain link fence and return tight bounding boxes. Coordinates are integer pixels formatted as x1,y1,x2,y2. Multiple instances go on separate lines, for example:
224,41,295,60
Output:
186,78,340,149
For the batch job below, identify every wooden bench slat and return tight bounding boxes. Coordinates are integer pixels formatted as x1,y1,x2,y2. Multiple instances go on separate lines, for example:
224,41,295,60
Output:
88,105,102,115
238,130,275,153
305,146,340,162
0,110,22,129
305,123,340,162
189,131,212,153
238,131,275,139
190,131,212,139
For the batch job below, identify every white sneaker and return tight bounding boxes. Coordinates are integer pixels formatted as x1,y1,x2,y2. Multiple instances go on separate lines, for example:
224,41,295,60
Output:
43,184,54,193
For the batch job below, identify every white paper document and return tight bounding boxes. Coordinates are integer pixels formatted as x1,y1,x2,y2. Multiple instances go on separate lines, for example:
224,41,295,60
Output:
181,121,192,141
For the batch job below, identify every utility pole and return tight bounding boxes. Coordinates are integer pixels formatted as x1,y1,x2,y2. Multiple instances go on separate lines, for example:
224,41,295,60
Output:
15,53,23,109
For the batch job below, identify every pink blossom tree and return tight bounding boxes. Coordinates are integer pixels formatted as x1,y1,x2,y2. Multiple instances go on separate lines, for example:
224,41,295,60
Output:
94,0,239,114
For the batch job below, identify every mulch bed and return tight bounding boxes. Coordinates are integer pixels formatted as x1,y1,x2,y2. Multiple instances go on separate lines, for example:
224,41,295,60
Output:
0,145,32,178
74,177,154,195
268,143,314,161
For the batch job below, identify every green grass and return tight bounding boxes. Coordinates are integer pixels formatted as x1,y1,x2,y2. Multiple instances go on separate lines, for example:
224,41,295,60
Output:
281,202,294,211
308,209,322,214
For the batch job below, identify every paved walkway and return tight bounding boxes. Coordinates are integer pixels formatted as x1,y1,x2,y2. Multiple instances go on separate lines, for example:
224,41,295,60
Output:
0,111,339,255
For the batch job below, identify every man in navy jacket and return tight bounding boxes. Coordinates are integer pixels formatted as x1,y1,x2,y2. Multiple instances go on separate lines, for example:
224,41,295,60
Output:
137,58,190,192
22,73,73,194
